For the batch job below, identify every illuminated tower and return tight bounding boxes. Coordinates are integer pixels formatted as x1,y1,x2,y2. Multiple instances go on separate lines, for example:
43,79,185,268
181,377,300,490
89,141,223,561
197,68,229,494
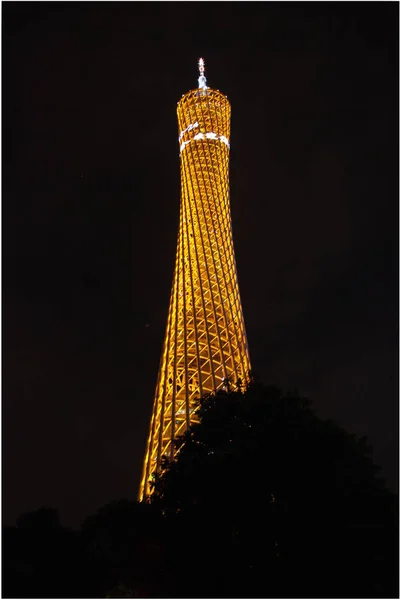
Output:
139,59,251,499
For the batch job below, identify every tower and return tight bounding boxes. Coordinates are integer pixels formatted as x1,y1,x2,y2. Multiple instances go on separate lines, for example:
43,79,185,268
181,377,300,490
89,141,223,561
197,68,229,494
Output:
139,59,251,500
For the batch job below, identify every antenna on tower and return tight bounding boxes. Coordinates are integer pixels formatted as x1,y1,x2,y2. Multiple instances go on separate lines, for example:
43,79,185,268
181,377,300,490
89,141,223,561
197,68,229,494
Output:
198,57,207,89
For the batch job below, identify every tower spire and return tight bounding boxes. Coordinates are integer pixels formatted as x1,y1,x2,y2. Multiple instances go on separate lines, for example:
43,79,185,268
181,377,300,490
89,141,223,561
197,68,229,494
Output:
198,57,207,89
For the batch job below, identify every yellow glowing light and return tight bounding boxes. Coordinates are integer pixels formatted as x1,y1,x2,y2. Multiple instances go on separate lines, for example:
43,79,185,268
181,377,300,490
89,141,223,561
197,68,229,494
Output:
139,63,251,500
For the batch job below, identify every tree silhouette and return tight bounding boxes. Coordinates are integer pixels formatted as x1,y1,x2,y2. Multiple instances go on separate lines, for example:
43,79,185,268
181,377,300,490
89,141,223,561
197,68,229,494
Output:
81,499,166,597
3,507,92,598
2,384,397,598
151,382,398,598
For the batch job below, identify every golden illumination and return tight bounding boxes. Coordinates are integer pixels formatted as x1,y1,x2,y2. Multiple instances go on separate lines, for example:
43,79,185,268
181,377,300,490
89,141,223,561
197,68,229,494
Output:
139,62,251,500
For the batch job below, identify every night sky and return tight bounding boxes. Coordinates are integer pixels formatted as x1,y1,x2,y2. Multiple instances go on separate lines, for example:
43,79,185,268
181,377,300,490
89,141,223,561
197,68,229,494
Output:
3,2,398,528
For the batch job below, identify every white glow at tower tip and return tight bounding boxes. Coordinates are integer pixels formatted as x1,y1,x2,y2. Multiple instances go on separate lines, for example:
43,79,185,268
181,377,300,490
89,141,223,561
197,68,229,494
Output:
198,57,207,89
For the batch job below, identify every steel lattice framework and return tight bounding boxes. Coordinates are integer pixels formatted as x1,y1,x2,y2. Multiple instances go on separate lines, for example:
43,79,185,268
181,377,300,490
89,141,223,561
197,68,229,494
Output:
139,60,251,500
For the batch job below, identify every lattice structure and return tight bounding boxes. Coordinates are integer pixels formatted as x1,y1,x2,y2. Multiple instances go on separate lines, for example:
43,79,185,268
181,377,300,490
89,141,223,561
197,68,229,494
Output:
139,60,251,500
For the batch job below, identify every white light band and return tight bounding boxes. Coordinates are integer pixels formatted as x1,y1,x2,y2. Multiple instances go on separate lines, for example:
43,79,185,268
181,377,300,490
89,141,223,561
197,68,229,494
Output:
178,122,199,142
179,131,230,154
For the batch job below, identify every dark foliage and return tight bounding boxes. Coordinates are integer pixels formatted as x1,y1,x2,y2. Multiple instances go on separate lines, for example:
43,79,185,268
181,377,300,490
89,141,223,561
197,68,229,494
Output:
150,382,398,598
2,383,398,598
2,508,95,598
81,499,166,597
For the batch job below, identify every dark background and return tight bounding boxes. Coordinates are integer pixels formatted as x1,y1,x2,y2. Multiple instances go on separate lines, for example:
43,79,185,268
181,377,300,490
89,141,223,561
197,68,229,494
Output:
3,2,398,528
